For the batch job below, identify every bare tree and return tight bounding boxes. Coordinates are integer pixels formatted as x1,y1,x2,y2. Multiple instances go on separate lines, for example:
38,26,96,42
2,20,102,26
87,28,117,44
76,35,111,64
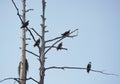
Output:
0,0,118,84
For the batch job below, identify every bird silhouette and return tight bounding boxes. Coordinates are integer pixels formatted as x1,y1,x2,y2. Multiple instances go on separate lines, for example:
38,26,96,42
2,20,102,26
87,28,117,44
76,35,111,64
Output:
34,38,40,47
57,42,62,50
21,20,29,28
25,59,29,79
61,30,70,37
18,58,29,79
18,61,22,77
87,62,91,73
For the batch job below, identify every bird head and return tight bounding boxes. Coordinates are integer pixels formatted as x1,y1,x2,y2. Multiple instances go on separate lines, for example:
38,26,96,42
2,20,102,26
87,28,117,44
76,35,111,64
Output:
89,62,91,64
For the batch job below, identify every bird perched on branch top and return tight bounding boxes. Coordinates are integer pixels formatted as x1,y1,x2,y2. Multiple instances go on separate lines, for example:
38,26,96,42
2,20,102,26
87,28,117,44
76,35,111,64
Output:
34,38,40,47
87,62,91,73
61,30,70,37
21,20,29,28
57,42,62,50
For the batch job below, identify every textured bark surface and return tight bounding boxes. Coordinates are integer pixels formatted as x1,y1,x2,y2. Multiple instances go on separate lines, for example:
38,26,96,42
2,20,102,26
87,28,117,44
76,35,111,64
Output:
20,0,27,84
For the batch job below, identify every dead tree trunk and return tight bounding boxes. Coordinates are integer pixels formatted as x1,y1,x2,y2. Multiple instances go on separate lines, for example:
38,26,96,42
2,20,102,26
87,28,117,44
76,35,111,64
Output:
39,0,46,84
20,0,27,84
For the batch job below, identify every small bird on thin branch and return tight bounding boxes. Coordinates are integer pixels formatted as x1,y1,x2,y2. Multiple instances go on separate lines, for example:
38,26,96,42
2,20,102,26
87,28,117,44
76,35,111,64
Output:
57,42,62,50
61,30,70,37
21,20,29,28
87,62,91,73
34,38,40,47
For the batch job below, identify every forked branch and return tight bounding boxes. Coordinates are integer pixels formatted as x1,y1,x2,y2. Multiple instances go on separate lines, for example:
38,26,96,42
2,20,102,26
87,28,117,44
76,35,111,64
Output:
44,29,78,55
46,29,78,43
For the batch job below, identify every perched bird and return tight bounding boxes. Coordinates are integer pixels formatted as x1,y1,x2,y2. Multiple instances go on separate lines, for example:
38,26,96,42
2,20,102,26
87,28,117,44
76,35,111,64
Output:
18,61,22,77
25,59,29,79
21,20,29,28
57,42,62,50
18,59,29,79
34,38,40,47
61,30,70,37
87,62,91,73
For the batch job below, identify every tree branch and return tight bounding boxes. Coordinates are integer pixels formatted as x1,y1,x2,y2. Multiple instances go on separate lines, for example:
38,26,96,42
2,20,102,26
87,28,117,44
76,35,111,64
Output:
26,77,39,84
45,46,68,50
11,0,23,24
31,28,42,39
45,66,118,76
45,36,61,43
91,69,119,76
45,29,78,43
44,37,64,55
0,77,39,84
25,49,39,57
26,9,34,12
26,27,36,41
44,29,78,55
0,77,20,83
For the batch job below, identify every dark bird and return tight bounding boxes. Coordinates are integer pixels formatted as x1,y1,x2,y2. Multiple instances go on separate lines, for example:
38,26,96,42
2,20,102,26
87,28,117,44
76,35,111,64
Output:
25,59,29,79
34,38,40,47
87,62,91,73
57,42,62,50
18,61,22,77
21,20,29,28
18,59,29,80
61,30,70,37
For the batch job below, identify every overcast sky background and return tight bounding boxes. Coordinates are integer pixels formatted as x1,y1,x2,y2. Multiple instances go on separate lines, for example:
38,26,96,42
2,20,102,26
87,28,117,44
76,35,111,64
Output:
0,0,120,84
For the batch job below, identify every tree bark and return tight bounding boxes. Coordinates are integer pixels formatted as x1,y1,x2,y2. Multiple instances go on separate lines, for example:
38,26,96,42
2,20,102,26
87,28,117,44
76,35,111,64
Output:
20,0,27,84
39,0,46,84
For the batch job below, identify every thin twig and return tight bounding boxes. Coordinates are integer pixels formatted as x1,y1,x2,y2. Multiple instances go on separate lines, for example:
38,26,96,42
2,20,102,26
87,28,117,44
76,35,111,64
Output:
91,69,119,76
26,27,36,41
0,77,39,84
45,36,61,43
0,77,20,83
26,77,39,84
25,49,39,57
26,9,34,12
31,28,42,39
11,0,23,23
45,46,68,50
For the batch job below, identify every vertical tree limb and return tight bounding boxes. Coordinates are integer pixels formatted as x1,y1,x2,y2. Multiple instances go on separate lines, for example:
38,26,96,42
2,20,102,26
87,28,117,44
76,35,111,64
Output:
20,0,27,84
